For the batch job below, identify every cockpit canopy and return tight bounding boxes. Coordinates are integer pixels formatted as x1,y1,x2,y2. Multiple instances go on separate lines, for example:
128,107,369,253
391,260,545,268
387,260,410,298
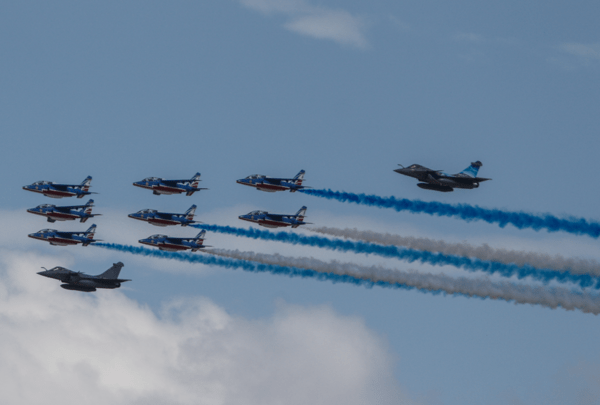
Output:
407,164,423,169
37,204,53,208
148,234,167,239
32,181,52,185
248,210,267,216
137,209,157,214
245,174,265,180
143,177,161,182
39,229,55,233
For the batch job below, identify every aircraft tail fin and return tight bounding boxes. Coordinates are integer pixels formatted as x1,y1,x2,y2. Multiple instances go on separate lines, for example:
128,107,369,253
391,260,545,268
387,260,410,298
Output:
293,170,305,186
185,205,197,221
190,172,202,189
295,206,307,221
460,161,483,178
84,199,94,215
195,230,206,243
80,176,92,192
85,224,97,239
99,262,124,279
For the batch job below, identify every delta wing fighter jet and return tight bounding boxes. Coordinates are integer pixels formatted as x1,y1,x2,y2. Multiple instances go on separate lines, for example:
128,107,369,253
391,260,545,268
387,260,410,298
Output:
133,173,207,196
138,230,209,252
38,262,129,292
27,199,101,223
394,161,491,192
236,170,309,192
23,176,94,199
239,206,310,228
128,205,197,227
28,224,100,246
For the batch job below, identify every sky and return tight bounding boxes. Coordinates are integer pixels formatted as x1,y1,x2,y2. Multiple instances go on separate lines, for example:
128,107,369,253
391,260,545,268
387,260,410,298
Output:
1,1,600,404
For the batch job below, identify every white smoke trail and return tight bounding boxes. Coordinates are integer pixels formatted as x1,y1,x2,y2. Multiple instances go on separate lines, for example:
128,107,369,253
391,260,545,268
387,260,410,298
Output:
308,226,600,276
205,248,600,314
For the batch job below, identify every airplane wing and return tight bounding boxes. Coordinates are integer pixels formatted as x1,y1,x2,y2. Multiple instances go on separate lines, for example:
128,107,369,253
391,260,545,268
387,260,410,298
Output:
155,212,175,220
55,231,78,237
54,205,86,212
50,184,74,191
450,176,492,184
164,237,185,244
263,178,284,185
161,179,195,186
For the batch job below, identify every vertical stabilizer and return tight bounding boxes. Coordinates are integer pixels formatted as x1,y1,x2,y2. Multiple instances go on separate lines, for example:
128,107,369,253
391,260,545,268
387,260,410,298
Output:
80,176,92,192
99,262,124,279
190,173,201,189
295,206,307,222
460,161,482,178
293,170,305,186
195,230,206,242
85,224,97,239
185,205,197,221
84,199,94,215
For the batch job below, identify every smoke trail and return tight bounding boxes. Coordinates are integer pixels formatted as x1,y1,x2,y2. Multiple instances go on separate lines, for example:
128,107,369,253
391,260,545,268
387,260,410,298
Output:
298,189,600,238
192,224,600,288
205,248,600,315
309,226,600,276
93,243,600,314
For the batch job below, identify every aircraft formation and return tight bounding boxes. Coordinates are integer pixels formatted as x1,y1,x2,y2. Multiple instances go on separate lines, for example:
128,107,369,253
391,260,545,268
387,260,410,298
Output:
25,163,490,292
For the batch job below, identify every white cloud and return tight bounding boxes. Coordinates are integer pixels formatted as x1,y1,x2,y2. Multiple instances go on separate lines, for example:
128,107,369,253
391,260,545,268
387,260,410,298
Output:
0,250,409,405
558,42,600,61
240,0,368,48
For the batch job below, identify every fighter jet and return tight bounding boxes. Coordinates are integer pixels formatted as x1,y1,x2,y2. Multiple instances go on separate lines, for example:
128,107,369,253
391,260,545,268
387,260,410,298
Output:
236,170,309,192
28,224,100,246
238,206,310,228
394,161,491,192
37,262,130,292
23,176,95,199
138,230,209,252
27,199,101,223
128,205,197,227
133,173,207,196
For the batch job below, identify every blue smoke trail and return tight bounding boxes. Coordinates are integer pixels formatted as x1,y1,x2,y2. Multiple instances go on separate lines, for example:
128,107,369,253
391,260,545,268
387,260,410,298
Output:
93,242,427,293
192,224,600,289
298,189,600,239
93,243,600,314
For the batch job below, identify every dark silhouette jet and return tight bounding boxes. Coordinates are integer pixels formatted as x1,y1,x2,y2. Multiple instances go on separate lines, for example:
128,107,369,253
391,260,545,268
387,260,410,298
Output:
37,262,129,292
394,161,491,192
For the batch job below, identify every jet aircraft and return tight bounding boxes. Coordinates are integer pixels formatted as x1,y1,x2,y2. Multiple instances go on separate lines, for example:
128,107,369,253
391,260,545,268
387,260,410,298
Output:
37,262,129,292
23,176,94,199
394,161,491,192
128,205,197,227
138,230,208,252
236,170,309,192
28,224,100,246
27,199,100,223
133,173,207,196
239,206,309,228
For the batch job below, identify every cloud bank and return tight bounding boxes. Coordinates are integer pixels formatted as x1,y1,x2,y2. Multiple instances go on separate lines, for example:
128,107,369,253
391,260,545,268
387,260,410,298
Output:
240,0,368,48
0,250,408,405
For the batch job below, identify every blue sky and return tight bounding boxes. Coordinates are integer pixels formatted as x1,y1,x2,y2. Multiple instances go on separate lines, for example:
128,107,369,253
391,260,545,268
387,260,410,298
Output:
1,1,599,404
